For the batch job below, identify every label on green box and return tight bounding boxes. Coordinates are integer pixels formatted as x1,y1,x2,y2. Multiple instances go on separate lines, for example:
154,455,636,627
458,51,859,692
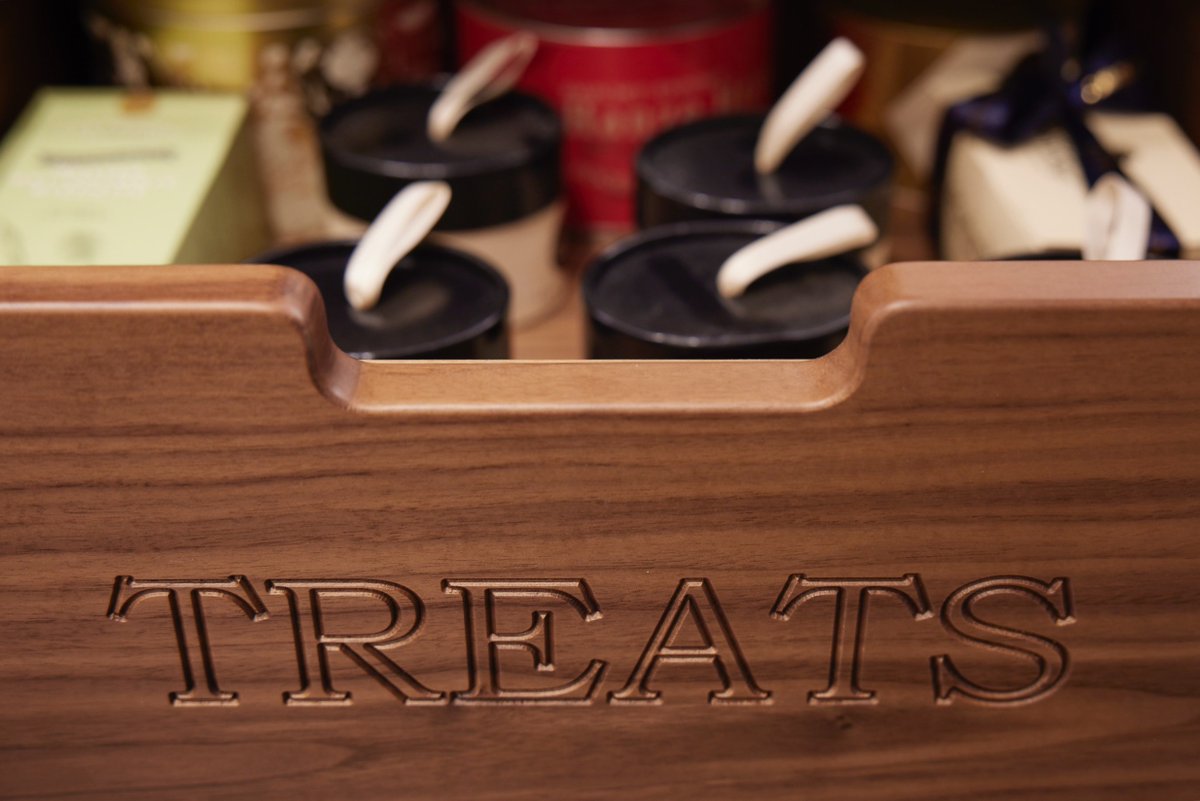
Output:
0,89,267,265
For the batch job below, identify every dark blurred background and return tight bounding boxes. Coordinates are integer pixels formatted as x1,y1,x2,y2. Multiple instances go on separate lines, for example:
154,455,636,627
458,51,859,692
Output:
5,0,1198,139
2,0,1198,246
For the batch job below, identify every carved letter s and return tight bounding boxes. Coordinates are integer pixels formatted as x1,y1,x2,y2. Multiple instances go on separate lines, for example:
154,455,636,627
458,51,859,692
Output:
933,576,1075,706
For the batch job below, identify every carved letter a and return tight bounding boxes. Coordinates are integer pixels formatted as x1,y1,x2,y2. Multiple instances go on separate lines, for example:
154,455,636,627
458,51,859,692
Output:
609,578,771,706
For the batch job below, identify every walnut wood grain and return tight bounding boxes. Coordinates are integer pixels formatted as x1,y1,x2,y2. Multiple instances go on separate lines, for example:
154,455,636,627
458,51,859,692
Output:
1,261,1198,800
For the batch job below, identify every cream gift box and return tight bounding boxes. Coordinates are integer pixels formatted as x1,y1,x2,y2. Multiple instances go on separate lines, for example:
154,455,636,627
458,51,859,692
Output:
0,88,268,265
940,111,1200,260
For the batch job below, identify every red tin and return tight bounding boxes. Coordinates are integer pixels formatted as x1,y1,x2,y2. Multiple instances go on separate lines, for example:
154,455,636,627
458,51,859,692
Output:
376,0,445,84
456,0,773,233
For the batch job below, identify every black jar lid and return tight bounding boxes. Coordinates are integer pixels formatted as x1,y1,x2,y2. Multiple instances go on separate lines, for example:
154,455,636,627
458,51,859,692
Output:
583,219,866,359
255,241,509,360
320,85,561,230
636,114,893,228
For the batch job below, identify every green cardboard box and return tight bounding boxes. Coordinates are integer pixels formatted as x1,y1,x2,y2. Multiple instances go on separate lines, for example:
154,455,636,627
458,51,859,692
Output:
0,88,269,265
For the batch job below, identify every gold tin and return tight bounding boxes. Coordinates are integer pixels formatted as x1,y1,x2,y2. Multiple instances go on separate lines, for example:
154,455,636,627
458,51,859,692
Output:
87,0,441,109
87,0,444,244
826,0,1057,139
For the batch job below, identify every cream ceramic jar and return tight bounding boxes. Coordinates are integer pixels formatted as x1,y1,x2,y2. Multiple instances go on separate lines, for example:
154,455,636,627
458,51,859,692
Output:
320,84,566,327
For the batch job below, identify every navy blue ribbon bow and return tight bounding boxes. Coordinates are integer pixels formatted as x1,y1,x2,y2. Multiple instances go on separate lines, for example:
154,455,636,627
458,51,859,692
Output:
931,15,1181,258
